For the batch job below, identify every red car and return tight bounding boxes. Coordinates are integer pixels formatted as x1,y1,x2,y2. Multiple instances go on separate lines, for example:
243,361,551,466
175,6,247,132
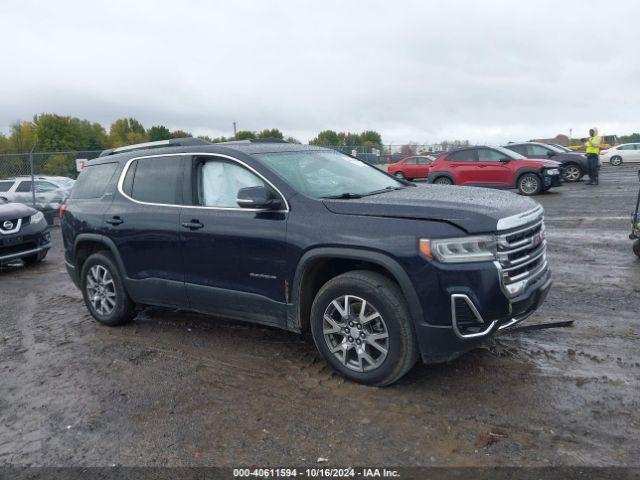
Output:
387,155,435,180
427,146,562,196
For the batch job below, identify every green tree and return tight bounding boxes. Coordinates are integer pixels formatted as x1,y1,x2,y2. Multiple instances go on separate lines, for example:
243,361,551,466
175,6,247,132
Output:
108,118,147,147
0,133,10,152
42,154,76,177
69,118,107,150
147,125,172,142
9,121,36,151
257,128,283,139
310,130,340,146
285,136,300,144
170,129,192,139
235,130,256,140
619,133,640,143
33,114,77,151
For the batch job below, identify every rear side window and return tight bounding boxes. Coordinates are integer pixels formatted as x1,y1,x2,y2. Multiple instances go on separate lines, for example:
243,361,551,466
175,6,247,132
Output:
16,181,32,192
447,150,476,162
72,163,118,199
0,181,13,192
507,145,527,156
124,156,183,205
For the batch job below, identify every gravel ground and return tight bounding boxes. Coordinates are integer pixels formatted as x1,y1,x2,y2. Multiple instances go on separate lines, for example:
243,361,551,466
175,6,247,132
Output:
0,164,638,468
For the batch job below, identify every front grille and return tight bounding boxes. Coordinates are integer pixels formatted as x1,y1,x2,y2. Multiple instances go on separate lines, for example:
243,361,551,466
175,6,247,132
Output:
496,213,548,296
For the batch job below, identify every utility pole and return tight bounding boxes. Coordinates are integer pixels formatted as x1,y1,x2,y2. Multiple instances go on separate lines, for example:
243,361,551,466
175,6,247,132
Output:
233,122,237,138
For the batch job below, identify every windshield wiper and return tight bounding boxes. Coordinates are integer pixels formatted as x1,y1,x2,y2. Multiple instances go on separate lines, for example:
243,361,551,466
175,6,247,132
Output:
321,192,363,199
361,186,404,197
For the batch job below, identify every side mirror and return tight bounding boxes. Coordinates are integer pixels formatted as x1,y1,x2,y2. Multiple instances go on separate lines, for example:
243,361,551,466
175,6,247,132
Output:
0,196,8,203
499,157,512,163
547,151,556,157
236,186,282,210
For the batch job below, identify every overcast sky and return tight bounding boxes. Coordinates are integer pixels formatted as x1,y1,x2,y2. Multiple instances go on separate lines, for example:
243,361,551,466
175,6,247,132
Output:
2,0,639,145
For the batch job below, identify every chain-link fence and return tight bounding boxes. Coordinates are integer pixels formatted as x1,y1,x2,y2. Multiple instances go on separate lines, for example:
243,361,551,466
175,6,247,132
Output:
0,149,103,180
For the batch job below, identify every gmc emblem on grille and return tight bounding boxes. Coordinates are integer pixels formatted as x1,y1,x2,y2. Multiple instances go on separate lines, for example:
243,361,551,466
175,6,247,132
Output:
532,233,542,248
2,220,13,230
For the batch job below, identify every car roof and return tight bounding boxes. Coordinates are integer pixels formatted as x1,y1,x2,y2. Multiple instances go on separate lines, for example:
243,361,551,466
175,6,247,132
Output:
90,141,333,166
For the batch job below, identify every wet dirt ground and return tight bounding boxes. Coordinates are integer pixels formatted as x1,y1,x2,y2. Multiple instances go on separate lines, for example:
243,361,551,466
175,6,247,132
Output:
1,165,638,468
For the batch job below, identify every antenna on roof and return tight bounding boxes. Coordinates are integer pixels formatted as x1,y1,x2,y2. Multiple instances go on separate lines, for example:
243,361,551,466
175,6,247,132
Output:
99,137,212,157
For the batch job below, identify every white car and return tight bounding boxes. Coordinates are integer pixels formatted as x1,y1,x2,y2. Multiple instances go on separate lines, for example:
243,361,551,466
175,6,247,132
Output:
0,176,73,217
600,143,640,166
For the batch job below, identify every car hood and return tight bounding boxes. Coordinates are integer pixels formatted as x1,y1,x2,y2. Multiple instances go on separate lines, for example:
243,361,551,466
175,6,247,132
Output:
0,201,36,221
322,184,539,234
524,159,562,167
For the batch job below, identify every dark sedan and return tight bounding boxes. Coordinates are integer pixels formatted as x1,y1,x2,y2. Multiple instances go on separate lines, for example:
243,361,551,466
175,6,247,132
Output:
503,142,589,182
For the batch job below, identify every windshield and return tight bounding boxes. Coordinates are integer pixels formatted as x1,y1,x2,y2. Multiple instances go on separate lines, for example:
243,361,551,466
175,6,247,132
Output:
544,144,566,154
256,150,404,199
552,144,572,152
494,146,527,160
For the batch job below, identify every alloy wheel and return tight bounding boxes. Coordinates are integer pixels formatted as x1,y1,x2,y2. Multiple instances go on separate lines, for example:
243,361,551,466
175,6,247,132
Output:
322,295,389,372
434,177,452,185
520,175,539,195
564,166,581,182
610,156,622,166
86,265,116,316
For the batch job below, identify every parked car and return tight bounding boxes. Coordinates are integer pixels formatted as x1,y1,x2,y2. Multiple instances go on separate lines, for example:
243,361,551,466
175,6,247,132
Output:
503,142,589,182
0,196,51,266
387,155,434,180
0,176,73,221
427,146,562,195
600,143,640,166
61,138,552,386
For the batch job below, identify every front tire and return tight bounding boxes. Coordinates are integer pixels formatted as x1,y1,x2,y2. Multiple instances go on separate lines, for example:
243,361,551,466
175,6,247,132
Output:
610,156,623,166
23,250,48,266
394,171,405,179
433,176,453,185
81,252,135,326
562,163,582,182
310,270,418,386
518,173,542,195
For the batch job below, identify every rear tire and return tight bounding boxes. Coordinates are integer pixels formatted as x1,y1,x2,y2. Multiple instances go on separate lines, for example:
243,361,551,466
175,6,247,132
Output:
517,173,542,195
433,176,453,185
634,239,640,258
310,270,418,386
80,252,135,326
610,156,623,166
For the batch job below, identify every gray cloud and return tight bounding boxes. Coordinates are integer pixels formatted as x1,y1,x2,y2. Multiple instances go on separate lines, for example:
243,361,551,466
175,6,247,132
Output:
1,0,639,144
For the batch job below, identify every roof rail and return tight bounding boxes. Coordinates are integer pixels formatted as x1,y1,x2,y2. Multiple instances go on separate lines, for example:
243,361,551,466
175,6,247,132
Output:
99,137,212,157
218,138,289,145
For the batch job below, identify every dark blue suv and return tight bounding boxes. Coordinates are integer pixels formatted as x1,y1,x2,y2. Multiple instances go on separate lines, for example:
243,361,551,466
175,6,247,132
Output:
61,138,552,386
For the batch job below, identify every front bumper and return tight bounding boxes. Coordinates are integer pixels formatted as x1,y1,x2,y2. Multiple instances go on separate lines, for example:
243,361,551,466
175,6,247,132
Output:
543,173,562,188
0,226,51,265
413,263,552,364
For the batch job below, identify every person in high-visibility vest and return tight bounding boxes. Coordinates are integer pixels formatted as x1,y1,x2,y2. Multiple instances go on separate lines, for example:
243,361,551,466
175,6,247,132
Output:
584,128,603,185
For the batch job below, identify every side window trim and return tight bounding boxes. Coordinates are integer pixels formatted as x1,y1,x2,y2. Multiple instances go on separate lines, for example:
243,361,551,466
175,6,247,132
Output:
117,152,289,212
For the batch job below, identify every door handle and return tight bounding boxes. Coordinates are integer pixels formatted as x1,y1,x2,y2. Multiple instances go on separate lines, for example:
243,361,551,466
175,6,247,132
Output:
181,220,204,230
106,216,123,226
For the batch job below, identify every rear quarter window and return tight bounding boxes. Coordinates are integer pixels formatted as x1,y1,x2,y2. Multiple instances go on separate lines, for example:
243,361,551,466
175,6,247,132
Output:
71,163,118,199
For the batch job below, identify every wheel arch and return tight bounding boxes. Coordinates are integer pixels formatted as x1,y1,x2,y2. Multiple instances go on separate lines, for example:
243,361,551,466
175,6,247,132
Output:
73,234,127,280
290,248,424,334
514,167,541,188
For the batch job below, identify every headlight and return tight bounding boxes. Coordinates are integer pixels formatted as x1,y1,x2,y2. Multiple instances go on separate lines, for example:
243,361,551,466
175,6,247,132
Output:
30,211,44,224
420,235,497,263
546,168,560,175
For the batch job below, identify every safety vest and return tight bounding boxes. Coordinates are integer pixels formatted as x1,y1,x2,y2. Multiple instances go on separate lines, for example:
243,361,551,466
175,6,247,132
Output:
585,135,602,155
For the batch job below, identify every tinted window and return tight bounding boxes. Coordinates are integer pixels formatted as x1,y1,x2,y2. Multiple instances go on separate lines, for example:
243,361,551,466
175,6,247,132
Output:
72,163,118,199
129,156,183,205
404,158,417,164
0,181,13,192
416,157,431,165
477,148,509,161
15,181,32,192
528,145,552,156
447,150,476,162
506,145,527,156
619,145,634,150
199,159,266,208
